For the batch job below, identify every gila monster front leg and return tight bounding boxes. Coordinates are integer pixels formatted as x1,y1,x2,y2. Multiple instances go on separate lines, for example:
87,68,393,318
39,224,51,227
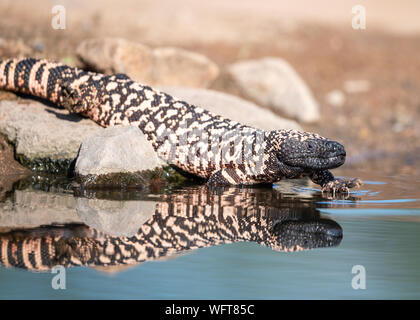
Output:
310,170,363,195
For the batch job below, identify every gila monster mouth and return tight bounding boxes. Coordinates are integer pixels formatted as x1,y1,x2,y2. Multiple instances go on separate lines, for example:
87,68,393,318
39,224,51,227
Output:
284,154,346,169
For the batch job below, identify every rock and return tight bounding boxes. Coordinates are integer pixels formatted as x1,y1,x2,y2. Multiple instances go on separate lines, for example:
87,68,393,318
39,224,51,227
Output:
75,126,163,176
0,187,156,236
0,189,80,230
325,89,346,108
77,38,219,88
76,38,153,82
159,86,302,131
31,40,46,53
74,126,167,188
0,38,32,58
343,80,371,93
222,57,320,123
0,133,30,178
391,110,414,133
0,100,102,172
75,197,157,237
151,47,220,87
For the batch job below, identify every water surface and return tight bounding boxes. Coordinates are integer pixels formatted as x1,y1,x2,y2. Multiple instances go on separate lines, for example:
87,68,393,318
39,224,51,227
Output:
0,169,419,299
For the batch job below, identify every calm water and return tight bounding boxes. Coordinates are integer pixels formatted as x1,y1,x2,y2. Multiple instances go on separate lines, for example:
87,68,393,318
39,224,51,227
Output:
0,169,419,299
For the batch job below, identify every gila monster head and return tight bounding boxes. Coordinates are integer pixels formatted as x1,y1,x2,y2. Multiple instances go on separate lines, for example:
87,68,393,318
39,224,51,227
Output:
267,130,346,174
269,217,343,252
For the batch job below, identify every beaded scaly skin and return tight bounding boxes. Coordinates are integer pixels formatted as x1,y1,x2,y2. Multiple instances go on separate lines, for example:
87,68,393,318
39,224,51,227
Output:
0,58,361,192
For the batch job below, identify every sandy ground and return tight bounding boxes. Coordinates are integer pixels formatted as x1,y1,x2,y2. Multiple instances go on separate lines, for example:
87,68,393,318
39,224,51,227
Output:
1,0,420,177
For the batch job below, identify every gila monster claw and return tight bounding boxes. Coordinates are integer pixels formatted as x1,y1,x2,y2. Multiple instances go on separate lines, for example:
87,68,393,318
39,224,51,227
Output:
322,178,363,195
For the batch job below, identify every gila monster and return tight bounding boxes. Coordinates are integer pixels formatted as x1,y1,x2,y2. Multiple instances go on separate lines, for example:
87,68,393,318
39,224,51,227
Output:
0,187,342,271
0,58,361,192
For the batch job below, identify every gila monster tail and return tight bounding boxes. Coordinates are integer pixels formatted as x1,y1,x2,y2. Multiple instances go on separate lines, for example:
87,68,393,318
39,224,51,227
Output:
0,57,93,105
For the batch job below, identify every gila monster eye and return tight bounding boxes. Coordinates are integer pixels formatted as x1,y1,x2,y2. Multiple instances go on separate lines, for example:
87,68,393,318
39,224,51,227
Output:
307,142,314,150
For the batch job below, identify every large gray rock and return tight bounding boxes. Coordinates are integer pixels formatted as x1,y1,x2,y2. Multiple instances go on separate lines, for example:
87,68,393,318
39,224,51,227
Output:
0,189,80,230
77,38,219,88
223,58,320,123
159,86,302,131
0,100,102,161
75,126,163,177
0,187,156,236
75,197,157,237
77,38,153,81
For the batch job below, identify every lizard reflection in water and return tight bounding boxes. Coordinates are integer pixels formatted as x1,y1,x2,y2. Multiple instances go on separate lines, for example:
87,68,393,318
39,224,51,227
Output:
0,186,342,272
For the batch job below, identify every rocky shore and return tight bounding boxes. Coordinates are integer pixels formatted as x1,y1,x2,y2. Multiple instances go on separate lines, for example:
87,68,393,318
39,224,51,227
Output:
0,38,319,189
1,1,420,190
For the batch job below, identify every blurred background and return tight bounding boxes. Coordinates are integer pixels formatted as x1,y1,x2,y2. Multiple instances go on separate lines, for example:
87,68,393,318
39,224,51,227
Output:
0,0,420,300
0,0,419,176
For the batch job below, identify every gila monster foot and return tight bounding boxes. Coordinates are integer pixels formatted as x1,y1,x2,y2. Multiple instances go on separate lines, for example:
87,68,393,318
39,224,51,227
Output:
322,178,363,195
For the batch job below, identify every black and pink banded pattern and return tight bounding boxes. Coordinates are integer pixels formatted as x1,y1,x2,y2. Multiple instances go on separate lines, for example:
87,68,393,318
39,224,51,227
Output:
0,58,361,190
0,187,342,271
